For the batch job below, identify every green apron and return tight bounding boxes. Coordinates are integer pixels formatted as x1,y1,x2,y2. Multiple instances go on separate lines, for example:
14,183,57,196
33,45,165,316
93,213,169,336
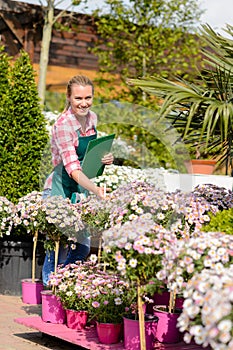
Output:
51,129,97,201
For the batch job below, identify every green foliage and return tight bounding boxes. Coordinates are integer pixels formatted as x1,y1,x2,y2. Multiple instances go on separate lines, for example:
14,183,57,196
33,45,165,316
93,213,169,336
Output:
0,47,10,98
0,49,49,203
44,91,66,112
202,208,233,235
128,24,233,173
93,101,188,171
91,0,204,104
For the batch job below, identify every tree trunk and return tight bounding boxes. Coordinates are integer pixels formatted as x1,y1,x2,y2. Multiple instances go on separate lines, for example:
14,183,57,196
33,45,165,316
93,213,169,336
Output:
38,0,54,107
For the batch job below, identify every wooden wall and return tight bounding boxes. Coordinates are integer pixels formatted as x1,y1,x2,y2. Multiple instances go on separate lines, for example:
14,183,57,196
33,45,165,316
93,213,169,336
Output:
0,0,101,91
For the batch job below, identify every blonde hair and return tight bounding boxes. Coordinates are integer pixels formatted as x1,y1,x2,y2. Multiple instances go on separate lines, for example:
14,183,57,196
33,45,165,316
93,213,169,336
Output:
64,75,94,112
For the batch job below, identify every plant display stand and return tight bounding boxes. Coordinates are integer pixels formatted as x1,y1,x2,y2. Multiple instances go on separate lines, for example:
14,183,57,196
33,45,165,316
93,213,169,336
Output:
14,316,210,350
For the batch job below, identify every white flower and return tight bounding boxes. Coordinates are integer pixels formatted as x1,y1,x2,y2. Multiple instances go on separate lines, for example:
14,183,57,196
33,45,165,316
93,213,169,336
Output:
129,258,137,268
124,242,132,250
117,260,126,271
157,212,165,220
114,297,122,305
190,325,204,336
218,319,232,333
183,332,192,344
218,331,231,344
89,254,98,263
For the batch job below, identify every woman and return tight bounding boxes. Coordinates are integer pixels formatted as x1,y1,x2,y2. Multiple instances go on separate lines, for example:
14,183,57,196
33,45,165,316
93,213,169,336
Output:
42,75,113,285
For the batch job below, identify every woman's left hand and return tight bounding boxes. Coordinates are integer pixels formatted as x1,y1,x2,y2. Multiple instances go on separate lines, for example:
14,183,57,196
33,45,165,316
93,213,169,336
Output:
101,153,114,165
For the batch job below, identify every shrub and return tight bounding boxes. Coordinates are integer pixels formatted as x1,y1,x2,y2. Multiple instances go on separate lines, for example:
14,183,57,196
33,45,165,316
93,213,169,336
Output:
0,49,48,203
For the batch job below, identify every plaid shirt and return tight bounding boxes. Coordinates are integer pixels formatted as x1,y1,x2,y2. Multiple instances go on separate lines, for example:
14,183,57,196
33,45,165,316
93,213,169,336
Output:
44,108,97,190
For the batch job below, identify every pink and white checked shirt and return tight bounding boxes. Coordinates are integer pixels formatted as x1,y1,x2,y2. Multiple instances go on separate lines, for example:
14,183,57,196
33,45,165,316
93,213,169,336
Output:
44,108,97,190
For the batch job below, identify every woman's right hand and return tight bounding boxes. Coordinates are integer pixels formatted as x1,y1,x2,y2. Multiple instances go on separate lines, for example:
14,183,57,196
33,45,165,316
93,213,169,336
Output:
96,186,111,200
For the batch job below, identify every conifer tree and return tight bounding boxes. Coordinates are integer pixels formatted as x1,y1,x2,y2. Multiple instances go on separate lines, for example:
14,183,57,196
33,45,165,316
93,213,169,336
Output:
0,50,48,202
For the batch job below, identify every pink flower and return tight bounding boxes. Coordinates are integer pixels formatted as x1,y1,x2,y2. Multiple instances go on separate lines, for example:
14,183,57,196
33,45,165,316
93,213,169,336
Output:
92,301,100,308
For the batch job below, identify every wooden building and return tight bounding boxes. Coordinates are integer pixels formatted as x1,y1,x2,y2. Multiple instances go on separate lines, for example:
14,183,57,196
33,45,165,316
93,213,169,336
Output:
0,0,101,91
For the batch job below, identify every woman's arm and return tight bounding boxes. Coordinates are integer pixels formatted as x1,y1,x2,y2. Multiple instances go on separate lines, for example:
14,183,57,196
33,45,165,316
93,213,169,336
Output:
71,169,106,199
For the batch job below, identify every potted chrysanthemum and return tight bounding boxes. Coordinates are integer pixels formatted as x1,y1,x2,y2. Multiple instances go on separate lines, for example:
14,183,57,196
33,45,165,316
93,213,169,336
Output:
0,196,15,237
153,230,233,343
101,215,175,349
49,254,132,342
93,164,167,192
0,196,19,295
156,231,233,294
88,268,132,344
13,191,45,304
100,181,220,347
14,193,84,305
48,255,99,329
178,266,233,349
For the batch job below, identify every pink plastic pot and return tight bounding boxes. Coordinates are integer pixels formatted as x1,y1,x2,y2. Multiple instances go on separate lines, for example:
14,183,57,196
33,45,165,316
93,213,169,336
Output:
147,291,184,314
96,322,123,344
153,305,182,343
123,314,158,350
21,279,44,304
41,290,66,324
66,309,88,330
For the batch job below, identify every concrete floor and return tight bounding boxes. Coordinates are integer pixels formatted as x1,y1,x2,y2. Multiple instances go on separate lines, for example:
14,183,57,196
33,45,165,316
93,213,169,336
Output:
0,294,82,350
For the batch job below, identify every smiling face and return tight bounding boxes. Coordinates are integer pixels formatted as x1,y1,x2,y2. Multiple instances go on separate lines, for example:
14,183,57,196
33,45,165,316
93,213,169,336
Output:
68,84,93,117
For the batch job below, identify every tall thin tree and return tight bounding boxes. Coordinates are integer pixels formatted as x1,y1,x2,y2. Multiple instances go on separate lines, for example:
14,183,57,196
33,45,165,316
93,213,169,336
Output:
37,0,84,107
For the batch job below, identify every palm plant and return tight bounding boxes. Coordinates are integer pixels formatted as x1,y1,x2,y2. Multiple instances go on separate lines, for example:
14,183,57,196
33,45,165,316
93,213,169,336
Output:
128,24,233,174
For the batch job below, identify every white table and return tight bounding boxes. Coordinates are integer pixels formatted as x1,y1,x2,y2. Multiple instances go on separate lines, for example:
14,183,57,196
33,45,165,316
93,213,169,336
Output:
163,173,233,192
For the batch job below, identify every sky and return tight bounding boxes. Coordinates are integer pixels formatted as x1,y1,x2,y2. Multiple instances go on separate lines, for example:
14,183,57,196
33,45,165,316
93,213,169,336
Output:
14,0,233,36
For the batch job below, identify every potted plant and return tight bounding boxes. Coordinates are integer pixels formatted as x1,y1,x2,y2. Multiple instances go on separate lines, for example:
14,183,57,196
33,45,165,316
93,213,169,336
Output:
49,254,132,340
154,229,233,343
202,207,233,234
0,196,34,296
156,231,233,295
101,214,174,350
13,191,44,304
193,183,233,211
88,268,132,344
177,266,233,349
184,142,218,175
128,24,233,175
14,193,84,305
49,255,101,330
0,197,18,295
34,195,85,323
76,179,163,258
38,195,85,274
0,196,15,238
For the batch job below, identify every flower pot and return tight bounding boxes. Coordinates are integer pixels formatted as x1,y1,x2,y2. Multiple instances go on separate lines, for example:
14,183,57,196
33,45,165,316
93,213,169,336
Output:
123,314,158,350
153,290,170,305
185,159,216,175
96,321,123,344
41,290,66,324
66,309,88,330
21,278,43,304
153,291,184,310
153,305,182,343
